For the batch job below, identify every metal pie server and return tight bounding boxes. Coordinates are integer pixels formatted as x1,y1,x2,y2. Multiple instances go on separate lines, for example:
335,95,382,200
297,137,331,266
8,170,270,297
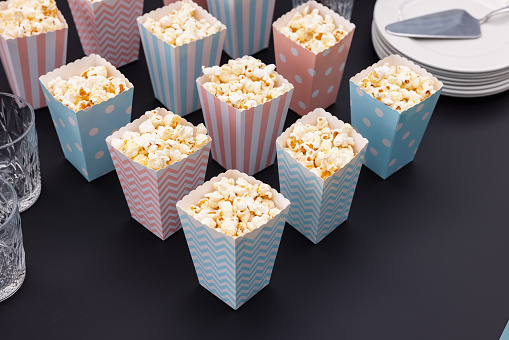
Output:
385,5,509,38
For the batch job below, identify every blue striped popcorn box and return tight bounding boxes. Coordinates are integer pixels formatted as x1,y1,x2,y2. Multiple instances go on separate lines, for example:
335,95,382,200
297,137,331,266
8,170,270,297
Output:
350,54,443,179
39,54,134,182
207,0,275,59
276,108,368,244
0,2,68,110
176,169,291,309
137,1,227,117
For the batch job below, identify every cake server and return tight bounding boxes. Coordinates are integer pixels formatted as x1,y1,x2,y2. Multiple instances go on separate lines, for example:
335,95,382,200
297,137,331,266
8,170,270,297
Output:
385,5,509,39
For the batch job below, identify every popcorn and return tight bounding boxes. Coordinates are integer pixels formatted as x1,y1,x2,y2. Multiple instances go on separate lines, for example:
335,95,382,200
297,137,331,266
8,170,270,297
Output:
187,177,281,237
358,63,436,112
47,65,128,112
0,0,65,39
284,117,356,180
280,6,348,54
202,56,291,110
143,1,222,47
111,109,211,170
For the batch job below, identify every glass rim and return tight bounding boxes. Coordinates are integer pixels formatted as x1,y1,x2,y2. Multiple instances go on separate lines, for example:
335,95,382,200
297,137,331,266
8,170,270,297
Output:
0,177,18,230
0,92,35,151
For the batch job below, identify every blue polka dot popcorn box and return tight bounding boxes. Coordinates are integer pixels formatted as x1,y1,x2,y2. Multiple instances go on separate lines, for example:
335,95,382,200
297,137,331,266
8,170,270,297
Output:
137,1,227,117
207,0,276,59
106,108,212,240
349,54,443,179
176,169,290,309
272,1,355,116
276,108,368,244
39,54,134,182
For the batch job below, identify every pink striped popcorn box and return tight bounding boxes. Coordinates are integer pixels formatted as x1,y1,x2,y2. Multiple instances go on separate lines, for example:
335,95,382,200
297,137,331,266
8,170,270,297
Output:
68,0,143,68
0,2,68,110
137,1,227,117
196,59,294,175
176,169,290,309
273,1,355,116
164,0,208,10
207,0,275,59
106,107,212,240
276,108,368,244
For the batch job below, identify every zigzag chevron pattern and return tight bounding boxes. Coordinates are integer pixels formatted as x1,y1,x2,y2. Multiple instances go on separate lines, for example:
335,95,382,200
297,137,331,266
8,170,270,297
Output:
179,210,287,309
277,146,366,244
68,0,142,67
109,143,210,240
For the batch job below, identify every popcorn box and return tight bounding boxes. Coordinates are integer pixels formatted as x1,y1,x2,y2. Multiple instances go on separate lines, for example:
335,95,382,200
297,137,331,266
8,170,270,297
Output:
276,108,368,244
207,0,275,59
0,3,68,110
39,54,134,182
350,54,443,179
67,0,143,68
272,1,355,116
164,0,208,10
176,169,290,309
106,108,212,240
137,1,227,117
196,61,294,175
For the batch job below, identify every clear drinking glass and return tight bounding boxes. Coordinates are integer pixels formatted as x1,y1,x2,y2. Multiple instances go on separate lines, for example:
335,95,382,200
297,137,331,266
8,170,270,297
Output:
0,93,41,212
292,0,355,20
0,177,25,302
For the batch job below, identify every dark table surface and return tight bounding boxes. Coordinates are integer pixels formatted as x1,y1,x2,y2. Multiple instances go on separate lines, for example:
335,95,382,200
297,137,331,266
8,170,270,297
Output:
1,0,508,339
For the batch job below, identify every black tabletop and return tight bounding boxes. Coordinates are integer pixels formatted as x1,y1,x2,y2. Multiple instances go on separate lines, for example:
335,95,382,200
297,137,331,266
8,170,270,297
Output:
1,0,509,338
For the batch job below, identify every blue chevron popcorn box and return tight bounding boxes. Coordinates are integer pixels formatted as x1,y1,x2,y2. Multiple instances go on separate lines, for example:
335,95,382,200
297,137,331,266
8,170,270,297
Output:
137,1,227,117
39,54,133,182
276,108,368,244
176,170,291,309
207,0,276,59
350,54,443,179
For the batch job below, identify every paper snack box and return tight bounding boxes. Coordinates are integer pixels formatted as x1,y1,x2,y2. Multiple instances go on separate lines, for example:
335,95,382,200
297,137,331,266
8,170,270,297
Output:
176,169,291,309
67,0,143,68
39,54,133,182
137,1,227,117
196,57,294,175
207,0,275,58
350,54,443,179
164,0,207,10
0,2,68,110
272,1,355,116
276,108,368,244
106,108,212,240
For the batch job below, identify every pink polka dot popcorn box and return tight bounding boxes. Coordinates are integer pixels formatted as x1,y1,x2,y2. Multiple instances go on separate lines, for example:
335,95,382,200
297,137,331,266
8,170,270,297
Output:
106,108,212,240
137,0,227,117
196,56,294,176
276,108,368,244
176,169,290,309
39,54,134,182
207,0,276,59
0,1,68,110
349,54,443,179
272,1,355,116
67,0,144,68
164,0,208,11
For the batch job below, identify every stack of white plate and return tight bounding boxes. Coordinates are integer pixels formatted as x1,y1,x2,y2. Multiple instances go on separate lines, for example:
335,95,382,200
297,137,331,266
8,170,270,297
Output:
372,0,509,97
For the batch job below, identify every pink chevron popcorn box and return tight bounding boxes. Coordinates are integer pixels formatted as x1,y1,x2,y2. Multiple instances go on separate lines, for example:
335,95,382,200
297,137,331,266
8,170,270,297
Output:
350,55,443,179
164,0,207,10
276,109,368,244
208,0,275,58
39,54,133,181
106,108,212,240
137,1,227,117
67,0,143,68
0,1,68,110
272,1,355,116
176,169,290,309
196,57,294,175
